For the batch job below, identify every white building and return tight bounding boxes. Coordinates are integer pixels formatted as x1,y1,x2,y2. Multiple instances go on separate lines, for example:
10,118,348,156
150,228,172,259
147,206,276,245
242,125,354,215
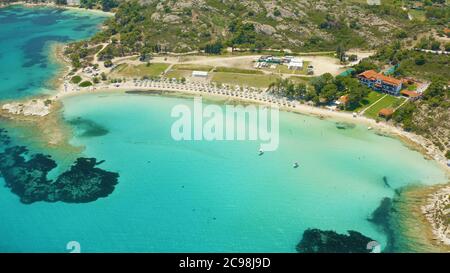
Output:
367,0,381,5
192,71,208,77
67,0,81,6
287,58,303,70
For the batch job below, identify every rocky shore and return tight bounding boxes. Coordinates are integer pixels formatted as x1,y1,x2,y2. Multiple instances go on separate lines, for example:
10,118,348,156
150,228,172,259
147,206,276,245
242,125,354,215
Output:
422,185,450,246
390,184,450,252
2,99,51,117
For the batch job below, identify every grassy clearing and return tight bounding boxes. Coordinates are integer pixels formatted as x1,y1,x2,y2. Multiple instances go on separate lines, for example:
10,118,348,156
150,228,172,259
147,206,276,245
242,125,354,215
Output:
211,72,279,88
408,9,426,21
111,63,169,77
213,67,263,74
353,91,384,112
165,69,192,79
288,76,311,85
364,95,405,119
172,64,214,71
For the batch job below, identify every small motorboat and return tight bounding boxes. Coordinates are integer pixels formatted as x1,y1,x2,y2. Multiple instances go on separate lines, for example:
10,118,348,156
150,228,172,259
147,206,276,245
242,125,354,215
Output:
259,149,264,156
368,126,372,130
293,162,299,168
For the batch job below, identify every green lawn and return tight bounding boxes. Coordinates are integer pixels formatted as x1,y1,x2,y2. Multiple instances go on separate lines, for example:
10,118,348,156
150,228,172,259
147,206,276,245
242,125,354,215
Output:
165,69,192,79
213,67,264,74
211,72,279,88
364,95,405,119
288,76,311,85
111,63,169,77
409,9,426,21
172,64,214,71
353,91,384,112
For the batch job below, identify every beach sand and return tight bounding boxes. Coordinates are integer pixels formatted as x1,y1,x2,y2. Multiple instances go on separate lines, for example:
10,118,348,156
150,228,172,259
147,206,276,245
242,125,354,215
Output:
0,2,448,252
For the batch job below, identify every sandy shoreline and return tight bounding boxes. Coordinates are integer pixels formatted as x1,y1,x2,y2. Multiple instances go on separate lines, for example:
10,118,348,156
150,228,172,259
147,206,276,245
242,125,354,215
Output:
0,3,448,252
53,80,450,172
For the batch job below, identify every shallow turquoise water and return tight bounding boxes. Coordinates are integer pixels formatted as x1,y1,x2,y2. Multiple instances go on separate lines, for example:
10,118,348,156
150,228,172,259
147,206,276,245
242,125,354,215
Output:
1,92,447,252
0,5,107,100
0,6,448,253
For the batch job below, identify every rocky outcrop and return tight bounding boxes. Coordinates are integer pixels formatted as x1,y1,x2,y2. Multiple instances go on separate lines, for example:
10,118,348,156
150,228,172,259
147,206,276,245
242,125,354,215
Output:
296,229,375,253
254,23,276,35
368,197,395,252
162,14,182,24
55,158,119,203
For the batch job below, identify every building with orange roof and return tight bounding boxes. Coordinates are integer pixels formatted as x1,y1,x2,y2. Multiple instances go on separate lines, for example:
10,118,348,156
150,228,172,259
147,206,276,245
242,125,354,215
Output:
378,108,394,119
337,95,349,105
358,70,403,95
444,28,450,37
400,90,422,101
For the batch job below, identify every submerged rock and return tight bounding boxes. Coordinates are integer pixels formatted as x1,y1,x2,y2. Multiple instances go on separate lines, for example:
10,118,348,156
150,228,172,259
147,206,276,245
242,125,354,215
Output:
68,117,109,138
0,146,56,204
55,158,119,203
382,176,392,188
0,143,119,204
296,228,375,253
368,197,395,252
0,128,11,146
335,122,356,130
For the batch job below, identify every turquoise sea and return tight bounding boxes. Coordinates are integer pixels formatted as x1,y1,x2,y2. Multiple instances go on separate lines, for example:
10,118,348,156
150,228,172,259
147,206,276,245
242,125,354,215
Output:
0,6,448,253
0,5,107,100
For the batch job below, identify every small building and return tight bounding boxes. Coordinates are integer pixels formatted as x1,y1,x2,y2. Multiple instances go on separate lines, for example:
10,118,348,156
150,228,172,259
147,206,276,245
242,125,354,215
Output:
287,58,303,70
336,95,349,106
192,71,208,77
282,56,294,63
378,108,394,119
358,70,403,95
367,0,381,5
257,56,282,64
400,90,422,101
411,1,424,10
338,68,355,77
66,0,81,6
444,28,450,37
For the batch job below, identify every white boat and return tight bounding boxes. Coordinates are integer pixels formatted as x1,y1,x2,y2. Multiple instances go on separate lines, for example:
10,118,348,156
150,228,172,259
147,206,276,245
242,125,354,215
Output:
259,149,264,156
368,127,372,130
293,162,299,168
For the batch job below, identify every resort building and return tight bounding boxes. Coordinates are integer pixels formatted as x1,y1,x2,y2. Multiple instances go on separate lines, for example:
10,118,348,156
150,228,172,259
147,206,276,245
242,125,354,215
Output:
67,0,81,6
287,58,303,70
400,90,422,101
257,56,282,64
335,95,349,107
367,0,381,5
358,70,403,95
192,71,208,77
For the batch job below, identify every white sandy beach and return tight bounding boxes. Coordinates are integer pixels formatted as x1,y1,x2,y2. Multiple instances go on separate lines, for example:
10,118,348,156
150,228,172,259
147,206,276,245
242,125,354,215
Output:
0,2,448,251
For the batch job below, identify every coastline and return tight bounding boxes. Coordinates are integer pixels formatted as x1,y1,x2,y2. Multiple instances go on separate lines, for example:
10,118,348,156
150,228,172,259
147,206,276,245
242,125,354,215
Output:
55,82,450,172
0,3,448,253
391,184,450,252
0,2,114,16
